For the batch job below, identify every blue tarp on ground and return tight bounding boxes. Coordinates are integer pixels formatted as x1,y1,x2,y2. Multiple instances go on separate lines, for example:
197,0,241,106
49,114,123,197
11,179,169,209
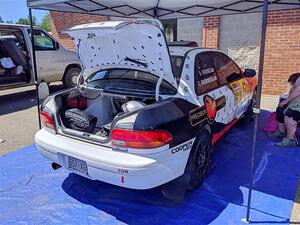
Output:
0,111,299,225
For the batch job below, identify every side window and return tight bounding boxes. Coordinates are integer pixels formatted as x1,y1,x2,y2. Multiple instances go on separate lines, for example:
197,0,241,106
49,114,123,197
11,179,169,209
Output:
195,53,219,96
210,52,242,85
29,30,55,51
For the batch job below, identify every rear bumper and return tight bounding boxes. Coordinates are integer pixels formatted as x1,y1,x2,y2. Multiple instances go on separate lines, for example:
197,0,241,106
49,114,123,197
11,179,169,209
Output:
35,129,186,189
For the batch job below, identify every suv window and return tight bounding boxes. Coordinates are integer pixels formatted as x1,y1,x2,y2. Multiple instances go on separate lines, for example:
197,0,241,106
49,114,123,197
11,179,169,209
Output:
210,52,242,85
195,53,219,96
28,30,55,51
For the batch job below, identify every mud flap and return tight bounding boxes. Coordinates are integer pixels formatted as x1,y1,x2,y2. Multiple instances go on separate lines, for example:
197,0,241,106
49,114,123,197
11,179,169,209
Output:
161,173,191,202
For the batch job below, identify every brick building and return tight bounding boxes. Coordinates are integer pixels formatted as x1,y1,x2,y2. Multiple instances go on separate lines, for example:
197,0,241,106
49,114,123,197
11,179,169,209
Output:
50,9,300,95
50,11,108,50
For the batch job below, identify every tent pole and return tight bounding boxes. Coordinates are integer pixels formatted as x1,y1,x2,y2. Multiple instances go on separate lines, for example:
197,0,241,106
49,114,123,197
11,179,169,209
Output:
154,7,158,19
29,8,41,129
245,0,269,222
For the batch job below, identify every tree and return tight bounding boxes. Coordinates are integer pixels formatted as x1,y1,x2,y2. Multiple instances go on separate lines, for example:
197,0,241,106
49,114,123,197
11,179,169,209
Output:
40,14,51,32
17,18,29,25
16,16,37,25
0,16,4,23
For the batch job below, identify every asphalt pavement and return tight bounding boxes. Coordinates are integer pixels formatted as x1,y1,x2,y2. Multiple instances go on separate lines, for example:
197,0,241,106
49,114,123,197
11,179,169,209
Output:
0,83,64,155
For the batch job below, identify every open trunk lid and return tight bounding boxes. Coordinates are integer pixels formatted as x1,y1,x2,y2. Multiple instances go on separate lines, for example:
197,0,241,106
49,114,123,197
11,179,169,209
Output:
66,21,177,88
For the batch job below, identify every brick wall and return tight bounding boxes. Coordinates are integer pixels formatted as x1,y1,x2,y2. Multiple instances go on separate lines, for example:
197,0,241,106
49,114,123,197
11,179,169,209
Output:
202,9,300,95
50,11,108,50
263,9,300,95
202,16,220,48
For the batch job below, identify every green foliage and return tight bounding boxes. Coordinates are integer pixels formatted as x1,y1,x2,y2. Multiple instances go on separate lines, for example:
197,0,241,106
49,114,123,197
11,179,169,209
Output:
1,13,51,32
40,14,51,32
16,16,37,25
17,18,29,25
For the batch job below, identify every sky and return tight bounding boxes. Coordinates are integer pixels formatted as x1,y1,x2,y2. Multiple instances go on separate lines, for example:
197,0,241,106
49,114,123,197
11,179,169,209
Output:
0,0,48,23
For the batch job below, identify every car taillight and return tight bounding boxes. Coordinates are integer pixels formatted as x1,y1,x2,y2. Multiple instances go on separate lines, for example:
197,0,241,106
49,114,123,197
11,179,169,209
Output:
111,129,172,149
40,111,55,130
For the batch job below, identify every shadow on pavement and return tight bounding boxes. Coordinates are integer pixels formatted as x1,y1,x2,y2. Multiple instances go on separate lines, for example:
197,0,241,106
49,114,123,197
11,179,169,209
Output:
61,111,300,225
0,84,64,116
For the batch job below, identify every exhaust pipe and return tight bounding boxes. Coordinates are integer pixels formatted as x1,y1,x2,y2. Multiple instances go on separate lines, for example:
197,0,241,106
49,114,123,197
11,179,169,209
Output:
52,162,62,170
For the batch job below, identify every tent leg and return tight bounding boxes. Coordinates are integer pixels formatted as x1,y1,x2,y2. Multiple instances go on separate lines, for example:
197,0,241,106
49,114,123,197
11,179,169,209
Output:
29,8,41,129
244,0,269,223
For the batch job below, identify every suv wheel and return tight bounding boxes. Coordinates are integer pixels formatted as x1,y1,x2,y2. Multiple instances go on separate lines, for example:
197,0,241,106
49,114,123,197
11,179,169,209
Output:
63,67,81,88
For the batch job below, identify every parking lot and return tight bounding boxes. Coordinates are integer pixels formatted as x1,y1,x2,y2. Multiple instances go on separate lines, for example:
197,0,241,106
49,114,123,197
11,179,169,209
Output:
0,83,63,155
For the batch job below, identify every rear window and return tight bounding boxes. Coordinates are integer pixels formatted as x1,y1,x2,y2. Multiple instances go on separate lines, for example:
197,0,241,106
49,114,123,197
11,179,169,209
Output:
85,69,177,96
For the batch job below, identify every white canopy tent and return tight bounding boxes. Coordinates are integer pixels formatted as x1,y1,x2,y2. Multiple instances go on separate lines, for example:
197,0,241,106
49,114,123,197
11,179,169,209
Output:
28,0,299,18
27,0,300,223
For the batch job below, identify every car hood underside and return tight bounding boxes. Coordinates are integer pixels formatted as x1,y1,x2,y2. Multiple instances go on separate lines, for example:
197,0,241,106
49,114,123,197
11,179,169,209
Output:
66,21,177,88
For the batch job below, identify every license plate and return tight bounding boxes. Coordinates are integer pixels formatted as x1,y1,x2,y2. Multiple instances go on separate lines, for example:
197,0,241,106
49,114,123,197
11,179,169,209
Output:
67,156,88,174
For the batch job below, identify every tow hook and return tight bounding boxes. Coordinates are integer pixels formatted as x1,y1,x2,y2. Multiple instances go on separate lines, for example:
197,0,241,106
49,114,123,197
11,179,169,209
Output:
52,163,62,170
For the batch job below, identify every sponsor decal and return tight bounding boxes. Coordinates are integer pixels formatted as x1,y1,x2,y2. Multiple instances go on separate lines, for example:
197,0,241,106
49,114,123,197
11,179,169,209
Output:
216,96,226,110
204,95,227,123
230,80,246,103
117,168,129,174
204,95,217,122
200,75,218,85
189,106,207,126
171,139,194,154
112,146,128,152
201,67,214,75
189,95,226,126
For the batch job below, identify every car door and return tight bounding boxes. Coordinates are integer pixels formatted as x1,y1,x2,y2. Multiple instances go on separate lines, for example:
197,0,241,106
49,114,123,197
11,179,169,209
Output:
30,29,64,82
209,51,248,119
194,52,235,125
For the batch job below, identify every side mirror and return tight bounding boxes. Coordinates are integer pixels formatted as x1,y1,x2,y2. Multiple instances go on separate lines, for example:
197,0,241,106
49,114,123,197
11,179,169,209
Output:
55,41,60,50
243,68,256,77
38,82,49,102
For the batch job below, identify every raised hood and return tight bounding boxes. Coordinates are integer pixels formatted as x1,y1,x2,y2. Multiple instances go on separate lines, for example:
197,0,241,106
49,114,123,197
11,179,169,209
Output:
66,21,177,87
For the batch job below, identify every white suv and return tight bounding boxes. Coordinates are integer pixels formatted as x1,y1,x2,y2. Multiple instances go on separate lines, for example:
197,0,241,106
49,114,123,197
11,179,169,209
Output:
0,24,81,90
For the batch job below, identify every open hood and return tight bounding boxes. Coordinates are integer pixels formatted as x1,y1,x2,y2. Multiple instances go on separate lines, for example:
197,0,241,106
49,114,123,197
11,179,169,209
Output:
66,21,177,87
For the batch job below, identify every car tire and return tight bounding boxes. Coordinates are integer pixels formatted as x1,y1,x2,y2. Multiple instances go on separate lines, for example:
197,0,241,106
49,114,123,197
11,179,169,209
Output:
63,67,81,88
243,88,257,122
185,129,211,190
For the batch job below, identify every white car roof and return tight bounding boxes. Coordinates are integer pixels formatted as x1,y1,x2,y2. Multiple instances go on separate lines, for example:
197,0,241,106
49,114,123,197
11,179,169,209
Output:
169,46,223,56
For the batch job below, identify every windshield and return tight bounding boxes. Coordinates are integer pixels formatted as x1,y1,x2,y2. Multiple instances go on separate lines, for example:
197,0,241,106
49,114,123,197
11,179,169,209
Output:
84,69,177,97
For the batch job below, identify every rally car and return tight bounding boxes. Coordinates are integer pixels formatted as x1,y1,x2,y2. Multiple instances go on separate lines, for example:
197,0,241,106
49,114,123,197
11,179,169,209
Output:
35,20,257,198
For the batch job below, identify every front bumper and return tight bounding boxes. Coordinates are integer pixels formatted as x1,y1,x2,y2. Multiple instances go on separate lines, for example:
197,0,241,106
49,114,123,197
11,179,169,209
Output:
35,129,184,189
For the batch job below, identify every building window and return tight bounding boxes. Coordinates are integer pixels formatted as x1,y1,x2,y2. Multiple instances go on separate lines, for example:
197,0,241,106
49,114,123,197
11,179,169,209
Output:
162,19,177,43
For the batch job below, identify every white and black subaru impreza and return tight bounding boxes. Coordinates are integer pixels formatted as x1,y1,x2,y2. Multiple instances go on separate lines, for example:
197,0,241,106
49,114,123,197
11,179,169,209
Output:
35,20,257,198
